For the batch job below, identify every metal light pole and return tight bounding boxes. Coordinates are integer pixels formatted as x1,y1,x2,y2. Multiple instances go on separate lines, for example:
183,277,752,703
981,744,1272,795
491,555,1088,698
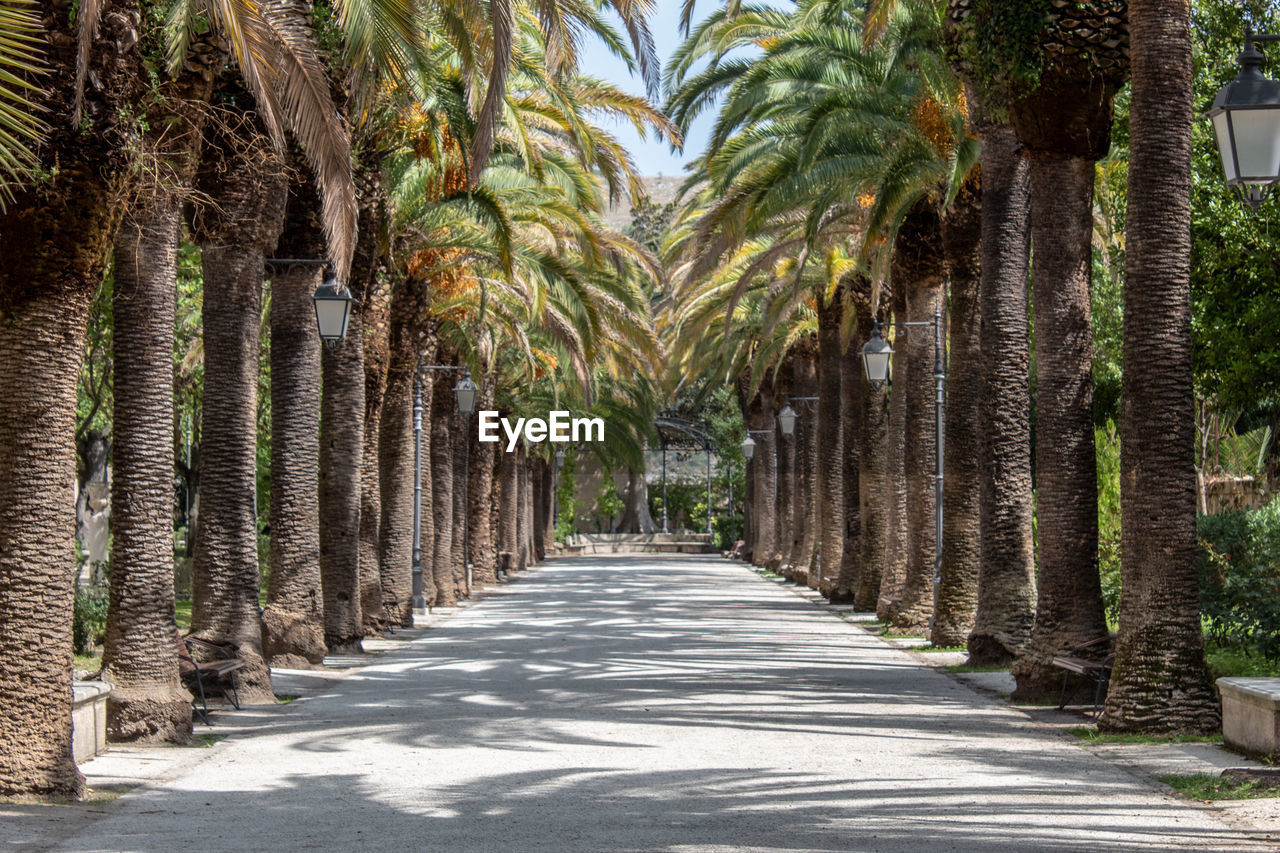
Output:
705,447,713,535
661,445,669,533
861,310,947,627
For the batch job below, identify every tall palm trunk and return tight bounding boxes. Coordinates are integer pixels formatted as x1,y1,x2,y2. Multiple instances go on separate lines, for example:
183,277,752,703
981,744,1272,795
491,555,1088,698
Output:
856,296,892,612
789,344,816,575
878,278,910,622
0,0,146,797
191,118,288,703
468,376,499,584
452,406,470,597
932,178,983,647
833,281,869,603
968,124,1036,665
101,48,216,739
429,366,456,606
263,178,327,667
540,457,557,552
516,447,531,570
532,458,546,554
1100,0,1218,732
1011,157,1109,697
360,274,392,634
497,434,519,573
814,296,844,591
103,198,193,741
892,202,945,635
775,359,796,570
379,286,433,624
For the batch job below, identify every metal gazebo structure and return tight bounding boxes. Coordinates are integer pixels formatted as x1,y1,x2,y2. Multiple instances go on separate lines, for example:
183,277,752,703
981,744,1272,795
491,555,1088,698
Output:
653,416,717,535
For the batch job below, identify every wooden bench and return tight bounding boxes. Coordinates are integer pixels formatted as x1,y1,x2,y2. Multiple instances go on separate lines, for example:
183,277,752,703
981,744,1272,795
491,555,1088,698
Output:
1051,636,1114,720
178,632,245,725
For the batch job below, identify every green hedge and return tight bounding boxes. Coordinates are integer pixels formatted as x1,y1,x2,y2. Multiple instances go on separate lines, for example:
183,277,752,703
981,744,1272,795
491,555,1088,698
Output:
1199,496,1280,659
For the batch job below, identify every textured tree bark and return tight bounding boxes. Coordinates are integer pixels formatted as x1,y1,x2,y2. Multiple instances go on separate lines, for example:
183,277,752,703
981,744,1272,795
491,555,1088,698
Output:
532,459,546,558
968,125,1037,666
468,377,499,584
320,304,365,652
750,377,779,568
832,283,870,603
103,199,193,742
814,295,845,591
497,428,520,572
932,178,983,647
516,447,531,570
263,177,328,667
429,367,456,606
789,344,816,576
191,122,287,704
1100,0,1218,733
359,274,391,635
878,277,910,622
856,298,892,612
452,404,470,598
540,456,557,553
379,290,434,624
1011,157,1109,699
892,203,945,635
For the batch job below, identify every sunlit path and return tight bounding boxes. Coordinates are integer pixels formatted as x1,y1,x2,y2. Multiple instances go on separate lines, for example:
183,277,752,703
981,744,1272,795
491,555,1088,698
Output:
41,557,1269,851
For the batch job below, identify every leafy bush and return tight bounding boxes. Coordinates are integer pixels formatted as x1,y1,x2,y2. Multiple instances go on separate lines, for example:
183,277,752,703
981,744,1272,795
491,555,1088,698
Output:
73,585,109,655
1199,496,1280,659
1096,422,1122,626
713,515,743,550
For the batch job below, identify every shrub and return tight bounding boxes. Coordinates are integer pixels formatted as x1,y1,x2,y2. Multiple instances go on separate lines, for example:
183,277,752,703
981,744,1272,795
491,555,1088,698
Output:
73,585,109,655
1199,496,1280,659
712,514,743,550
1096,421,1122,626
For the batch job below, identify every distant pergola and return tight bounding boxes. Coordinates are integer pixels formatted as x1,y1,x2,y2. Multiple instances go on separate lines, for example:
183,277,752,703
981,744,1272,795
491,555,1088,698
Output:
653,416,716,535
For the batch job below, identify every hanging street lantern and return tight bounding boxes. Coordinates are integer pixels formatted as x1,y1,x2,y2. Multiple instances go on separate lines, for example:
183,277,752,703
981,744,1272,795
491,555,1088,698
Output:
741,434,756,460
453,369,479,415
778,403,797,436
1210,28,1280,209
861,320,894,383
312,266,354,343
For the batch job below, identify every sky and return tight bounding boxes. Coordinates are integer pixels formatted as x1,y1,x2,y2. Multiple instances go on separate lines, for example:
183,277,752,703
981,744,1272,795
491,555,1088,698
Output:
578,0,720,178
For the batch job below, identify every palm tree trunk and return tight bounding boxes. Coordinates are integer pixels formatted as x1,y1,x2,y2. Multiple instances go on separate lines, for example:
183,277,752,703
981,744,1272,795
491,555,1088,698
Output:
789,344,816,575
497,434,519,573
856,298,892,612
263,180,328,667
532,458,546,556
429,366,456,606
379,287,433,624
1011,156,1109,699
832,284,869,603
775,359,796,571
452,405,470,598
1100,0,1218,732
468,376,499,584
516,448,531,570
360,274,391,634
320,305,365,652
878,277,910,622
968,124,1037,665
892,203,946,635
933,178,983,647
0,0,149,799
815,294,845,592
541,457,557,552
191,125,287,704
102,197,192,742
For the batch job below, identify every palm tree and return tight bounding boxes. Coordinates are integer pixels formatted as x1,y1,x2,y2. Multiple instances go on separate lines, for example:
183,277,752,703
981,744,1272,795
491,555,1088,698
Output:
430,363,457,606
814,290,844,591
966,123,1035,665
1004,1,1128,701
190,103,289,704
931,176,982,647
879,278,909,622
789,340,817,577
263,174,328,667
360,273,393,634
468,371,500,584
1098,0,1218,733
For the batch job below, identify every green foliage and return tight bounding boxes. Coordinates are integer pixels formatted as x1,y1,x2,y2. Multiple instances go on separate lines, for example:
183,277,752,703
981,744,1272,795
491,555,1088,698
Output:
1162,773,1280,800
73,585,109,656
594,476,624,528
949,0,1050,106
556,450,578,539
1206,640,1280,679
712,514,743,550
1096,421,1122,627
1198,496,1280,659
1067,727,1222,745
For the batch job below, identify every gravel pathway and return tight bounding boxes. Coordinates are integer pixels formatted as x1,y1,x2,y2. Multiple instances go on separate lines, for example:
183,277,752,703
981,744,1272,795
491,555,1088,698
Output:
30,555,1277,851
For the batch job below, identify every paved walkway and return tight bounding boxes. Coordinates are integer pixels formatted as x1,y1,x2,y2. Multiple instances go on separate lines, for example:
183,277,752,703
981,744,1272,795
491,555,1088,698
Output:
11,556,1278,851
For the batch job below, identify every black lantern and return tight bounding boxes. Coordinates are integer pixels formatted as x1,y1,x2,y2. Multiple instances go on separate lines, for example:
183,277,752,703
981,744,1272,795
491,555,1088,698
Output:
861,320,894,384
1211,29,1280,209
453,369,479,415
741,434,756,460
312,266,353,343
778,403,797,436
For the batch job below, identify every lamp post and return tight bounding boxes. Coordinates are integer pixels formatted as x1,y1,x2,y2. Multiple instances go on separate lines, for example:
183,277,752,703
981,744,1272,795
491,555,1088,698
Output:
264,258,353,344
1210,27,1280,209
411,362,476,613
861,310,946,628
741,428,775,554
